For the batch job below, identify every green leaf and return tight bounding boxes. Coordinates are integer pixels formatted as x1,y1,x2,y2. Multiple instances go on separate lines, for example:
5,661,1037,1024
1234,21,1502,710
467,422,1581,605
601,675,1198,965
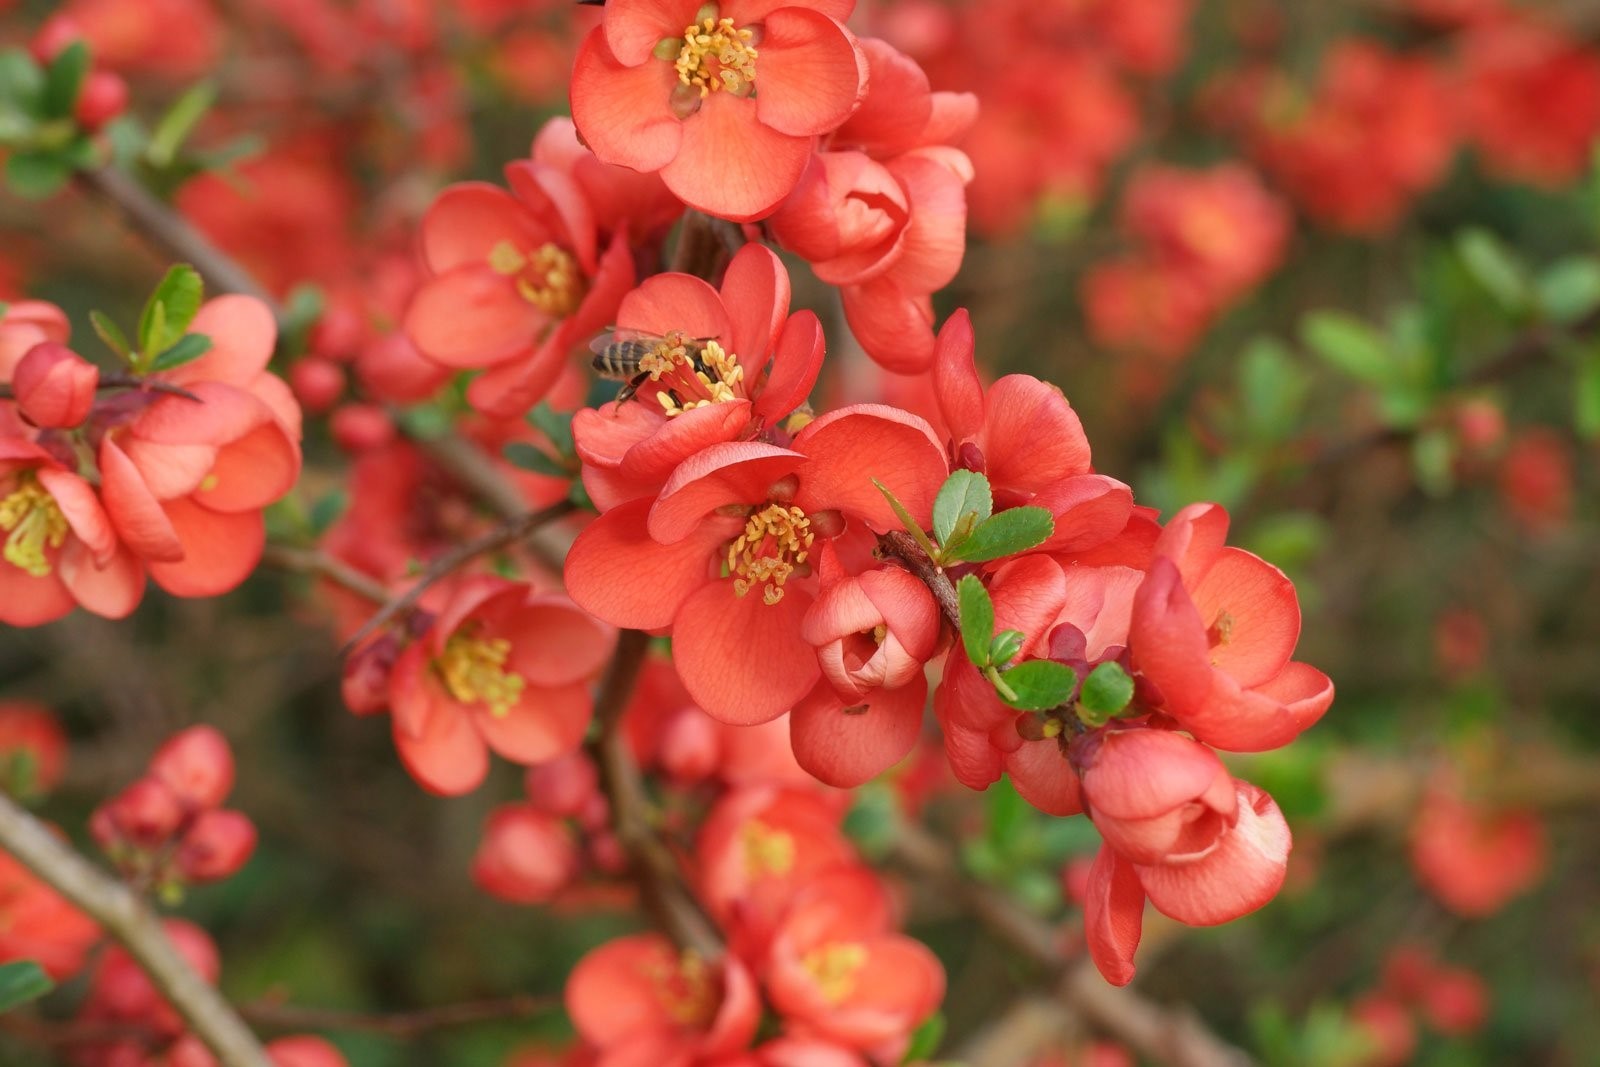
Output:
1537,257,1600,325
931,469,992,548
1078,661,1135,725
1576,351,1600,440
0,961,52,1012
1237,337,1311,444
308,489,348,536
528,402,575,458
89,310,133,362
137,264,204,356
1301,311,1392,385
0,49,43,114
503,442,570,477
900,1013,946,1065
871,478,940,561
956,574,994,667
147,81,216,168
149,332,212,372
1457,228,1530,315
987,629,1023,669
994,659,1078,711
4,151,70,199
41,41,89,120
945,506,1053,563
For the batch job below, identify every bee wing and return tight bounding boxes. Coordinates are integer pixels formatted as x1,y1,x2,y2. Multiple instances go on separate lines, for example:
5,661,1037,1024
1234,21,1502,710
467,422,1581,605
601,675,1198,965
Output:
588,327,660,354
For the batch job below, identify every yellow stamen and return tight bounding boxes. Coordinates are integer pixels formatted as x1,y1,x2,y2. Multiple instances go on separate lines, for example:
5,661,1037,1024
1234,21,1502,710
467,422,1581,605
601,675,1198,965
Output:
0,479,67,578
672,16,759,99
649,951,717,1028
488,240,584,317
436,631,525,717
741,820,796,877
646,337,745,417
726,503,813,605
800,942,868,1003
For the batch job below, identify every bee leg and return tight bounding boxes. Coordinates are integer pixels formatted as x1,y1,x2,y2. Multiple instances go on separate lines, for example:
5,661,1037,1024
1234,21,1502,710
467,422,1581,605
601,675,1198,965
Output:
613,372,649,409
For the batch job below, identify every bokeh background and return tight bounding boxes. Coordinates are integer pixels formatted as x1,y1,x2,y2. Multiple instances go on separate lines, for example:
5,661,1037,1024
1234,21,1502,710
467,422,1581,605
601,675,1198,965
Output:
0,0,1597,1063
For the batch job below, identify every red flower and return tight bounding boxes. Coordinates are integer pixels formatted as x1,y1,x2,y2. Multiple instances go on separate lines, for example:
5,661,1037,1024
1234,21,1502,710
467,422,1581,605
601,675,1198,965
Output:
472,804,580,904
404,158,636,416
570,0,869,221
1410,775,1547,917
565,933,760,1064
386,577,613,795
100,295,303,599
0,849,98,981
572,243,822,512
566,405,947,724
1128,503,1334,752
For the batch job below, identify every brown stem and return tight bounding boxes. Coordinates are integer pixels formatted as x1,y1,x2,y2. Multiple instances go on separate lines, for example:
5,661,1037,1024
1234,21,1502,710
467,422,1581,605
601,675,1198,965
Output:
259,544,391,605
338,499,578,654
80,168,285,320
0,373,202,402
591,630,723,960
878,530,961,628
891,822,1254,1067
0,792,271,1066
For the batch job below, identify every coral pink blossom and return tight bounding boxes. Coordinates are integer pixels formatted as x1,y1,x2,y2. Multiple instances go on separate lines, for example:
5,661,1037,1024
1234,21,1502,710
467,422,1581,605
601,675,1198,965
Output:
1410,778,1547,917
565,933,760,1064
572,244,822,511
1083,779,1291,985
266,1037,351,1067
567,405,947,724
0,438,143,626
1128,503,1334,752
1075,726,1238,867
387,577,613,795
570,0,869,221
764,866,945,1053
404,159,635,416
0,850,98,981
100,295,303,599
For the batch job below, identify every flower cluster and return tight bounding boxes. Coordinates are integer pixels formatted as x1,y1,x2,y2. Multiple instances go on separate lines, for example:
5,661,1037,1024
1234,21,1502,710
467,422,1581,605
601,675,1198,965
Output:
0,292,303,627
565,786,943,1064
90,726,257,895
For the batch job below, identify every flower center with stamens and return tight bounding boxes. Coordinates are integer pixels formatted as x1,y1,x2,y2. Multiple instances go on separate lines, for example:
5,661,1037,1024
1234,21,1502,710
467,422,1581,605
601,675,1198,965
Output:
666,9,759,103
800,942,867,1003
0,479,67,578
488,241,585,317
641,336,746,417
741,820,796,877
436,630,525,717
726,503,813,605
650,951,718,1028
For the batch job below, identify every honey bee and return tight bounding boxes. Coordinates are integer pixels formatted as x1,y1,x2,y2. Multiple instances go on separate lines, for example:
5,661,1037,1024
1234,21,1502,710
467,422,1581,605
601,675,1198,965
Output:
590,329,714,406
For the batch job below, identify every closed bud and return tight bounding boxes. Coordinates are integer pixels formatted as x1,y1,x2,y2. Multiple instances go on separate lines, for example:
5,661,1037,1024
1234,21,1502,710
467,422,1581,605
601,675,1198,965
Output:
102,777,185,850
523,752,599,818
12,342,98,428
801,563,940,700
267,1036,350,1067
289,357,345,414
176,809,257,883
75,71,128,131
167,1035,221,1067
471,805,578,905
150,726,235,810
330,403,396,453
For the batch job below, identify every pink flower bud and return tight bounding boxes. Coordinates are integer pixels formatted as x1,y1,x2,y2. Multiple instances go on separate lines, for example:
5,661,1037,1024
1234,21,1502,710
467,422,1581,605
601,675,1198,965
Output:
331,403,396,452
1349,993,1417,1067
29,15,81,63
91,920,218,1034
588,832,627,875
176,809,257,883
1419,966,1489,1036
150,726,235,810
341,635,397,716
289,357,345,414
655,707,720,784
523,752,599,818
471,805,578,905
12,342,98,428
102,777,185,849
268,1036,350,1067
75,71,128,131
801,564,940,699
167,1034,221,1067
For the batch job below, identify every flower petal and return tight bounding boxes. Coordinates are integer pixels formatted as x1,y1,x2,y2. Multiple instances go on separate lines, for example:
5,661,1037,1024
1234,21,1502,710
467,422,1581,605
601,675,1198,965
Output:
1084,843,1145,986
571,31,684,174
792,404,946,530
472,681,593,766
1136,781,1291,926
565,499,735,629
660,92,812,222
419,183,550,274
752,9,867,137
175,296,277,387
649,441,804,543
671,579,818,724
752,310,824,428
404,266,544,369
145,499,264,598
790,675,925,788
721,243,791,375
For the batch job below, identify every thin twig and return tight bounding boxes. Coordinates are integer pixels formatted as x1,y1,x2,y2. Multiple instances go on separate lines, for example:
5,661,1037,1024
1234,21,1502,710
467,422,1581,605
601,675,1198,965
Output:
260,544,390,605
878,530,961,628
81,168,284,319
891,822,1254,1067
0,792,271,1067
0,373,201,402
337,500,578,654
591,630,723,959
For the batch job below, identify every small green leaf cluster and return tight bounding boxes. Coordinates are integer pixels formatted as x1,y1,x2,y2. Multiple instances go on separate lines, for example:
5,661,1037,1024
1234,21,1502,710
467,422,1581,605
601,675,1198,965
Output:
0,43,97,199
94,264,214,374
